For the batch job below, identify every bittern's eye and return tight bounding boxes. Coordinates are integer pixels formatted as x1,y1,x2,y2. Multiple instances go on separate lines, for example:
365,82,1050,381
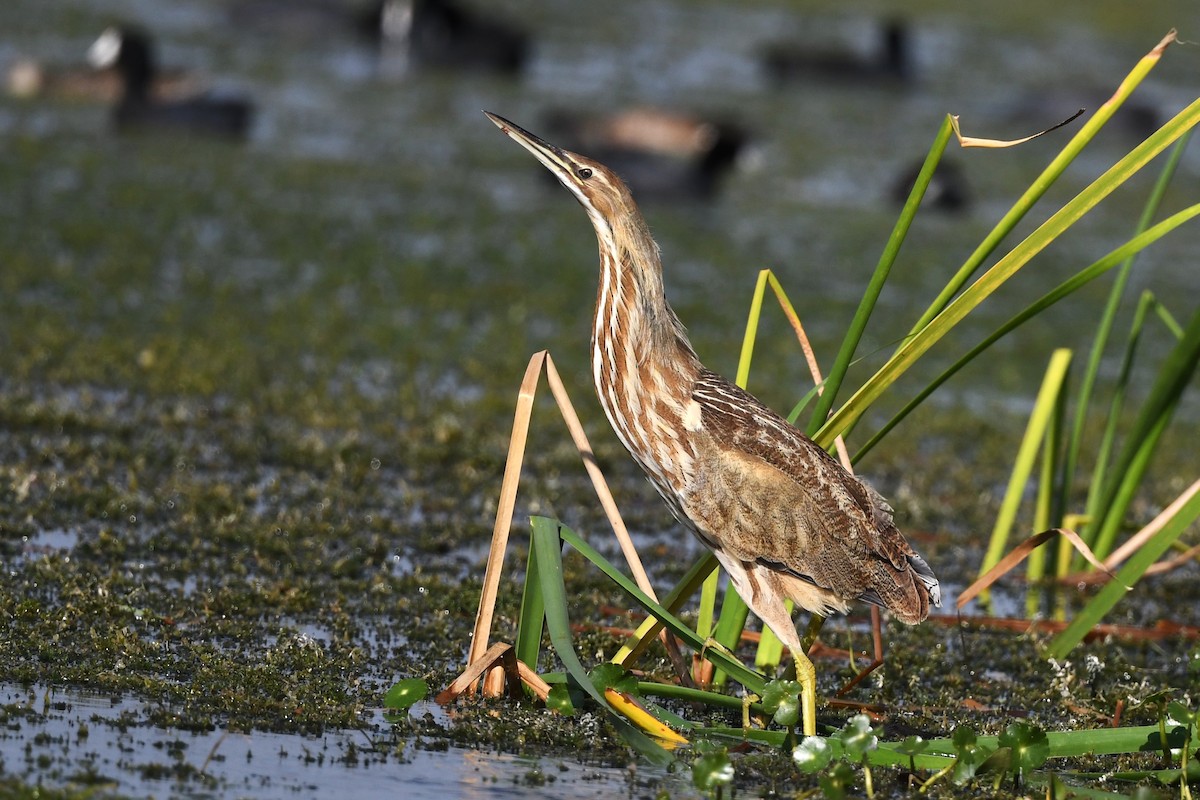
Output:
576,167,593,179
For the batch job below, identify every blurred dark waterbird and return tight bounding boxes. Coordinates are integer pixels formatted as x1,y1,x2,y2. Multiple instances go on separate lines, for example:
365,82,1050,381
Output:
890,158,970,213
762,19,911,85
486,111,940,736
392,0,529,74
88,26,253,139
226,0,527,74
542,107,749,199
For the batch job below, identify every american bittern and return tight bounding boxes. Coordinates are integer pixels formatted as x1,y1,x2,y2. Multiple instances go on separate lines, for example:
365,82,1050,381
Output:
486,111,940,737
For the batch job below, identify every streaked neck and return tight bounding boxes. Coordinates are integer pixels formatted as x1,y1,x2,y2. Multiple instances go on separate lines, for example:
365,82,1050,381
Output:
590,209,698,384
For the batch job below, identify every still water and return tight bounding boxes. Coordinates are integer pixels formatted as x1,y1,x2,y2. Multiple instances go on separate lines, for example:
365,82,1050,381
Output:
0,683,686,798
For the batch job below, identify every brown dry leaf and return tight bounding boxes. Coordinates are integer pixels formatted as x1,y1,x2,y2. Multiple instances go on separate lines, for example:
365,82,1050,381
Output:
950,29,1176,150
437,642,526,704
464,350,678,697
957,528,1112,609
1098,478,1200,571
467,351,548,696
950,109,1085,149
1059,478,1200,586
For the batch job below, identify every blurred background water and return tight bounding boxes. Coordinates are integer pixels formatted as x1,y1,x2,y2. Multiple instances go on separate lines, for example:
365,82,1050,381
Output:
3,0,1196,418
0,1,1196,796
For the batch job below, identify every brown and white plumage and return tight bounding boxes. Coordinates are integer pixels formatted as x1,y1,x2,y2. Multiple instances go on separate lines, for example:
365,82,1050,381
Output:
486,111,939,735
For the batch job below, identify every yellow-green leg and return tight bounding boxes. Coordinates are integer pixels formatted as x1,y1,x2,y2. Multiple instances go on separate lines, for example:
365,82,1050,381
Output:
793,649,818,737
741,693,759,730
757,603,825,738
792,614,824,737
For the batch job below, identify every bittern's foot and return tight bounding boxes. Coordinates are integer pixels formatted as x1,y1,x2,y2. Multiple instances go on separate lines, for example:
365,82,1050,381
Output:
793,651,818,737
741,692,760,730
699,636,738,660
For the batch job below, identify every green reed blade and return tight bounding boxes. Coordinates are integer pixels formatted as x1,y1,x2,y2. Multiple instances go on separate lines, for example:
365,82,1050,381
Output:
548,519,766,693
1027,362,1069,615
515,533,547,671
529,516,675,765
1088,310,1200,560
1063,131,1192,542
1077,290,1158,563
852,202,1200,463
907,33,1177,339
977,349,1073,601
821,96,1200,449
805,115,954,436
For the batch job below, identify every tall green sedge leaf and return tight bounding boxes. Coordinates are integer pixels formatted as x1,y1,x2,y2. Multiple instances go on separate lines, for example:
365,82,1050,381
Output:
854,202,1200,462
515,532,547,671
1088,310,1200,559
529,516,675,764
1028,360,1069,613
806,115,955,436
1063,131,1192,550
822,96,1200,448
977,349,1073,600
907,32,1179,337
549,519,766,693
1077,291,1160,563
611,551,717,667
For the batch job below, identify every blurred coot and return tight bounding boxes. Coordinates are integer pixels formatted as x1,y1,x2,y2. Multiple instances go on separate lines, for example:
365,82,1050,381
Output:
762,19,911,86
88,26,253,139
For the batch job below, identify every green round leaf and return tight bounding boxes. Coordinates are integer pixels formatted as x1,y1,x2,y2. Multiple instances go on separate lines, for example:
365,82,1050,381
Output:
792,736,833,773
835,714,878,760
383,678,428,710
692,749,734,790
1166,700,1197,727
589,663,638,694
546,684,576,716
818,761,855,800
772,692,800,728
760,679,802,727
896,735,928,757
998,721,1049,773
760,679,797,711
951,726,990,785
952,725,978,751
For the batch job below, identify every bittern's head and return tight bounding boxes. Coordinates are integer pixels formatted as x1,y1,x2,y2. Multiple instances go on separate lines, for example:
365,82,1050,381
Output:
486,111,635,234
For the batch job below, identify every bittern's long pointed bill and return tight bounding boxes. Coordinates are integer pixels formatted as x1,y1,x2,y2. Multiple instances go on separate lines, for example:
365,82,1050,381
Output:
484,111,593,208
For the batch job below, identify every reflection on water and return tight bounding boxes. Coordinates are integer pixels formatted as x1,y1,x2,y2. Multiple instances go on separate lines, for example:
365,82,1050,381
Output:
14,527,80,564
0,684,684,799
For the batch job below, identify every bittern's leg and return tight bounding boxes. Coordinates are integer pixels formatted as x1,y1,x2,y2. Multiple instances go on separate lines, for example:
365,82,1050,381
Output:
795,613,824,733
724,561,820,736
753,600,819,737
791,646,818,737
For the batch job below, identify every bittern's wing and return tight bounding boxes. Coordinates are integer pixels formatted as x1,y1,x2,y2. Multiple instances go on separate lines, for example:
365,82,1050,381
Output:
689,370,939,621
